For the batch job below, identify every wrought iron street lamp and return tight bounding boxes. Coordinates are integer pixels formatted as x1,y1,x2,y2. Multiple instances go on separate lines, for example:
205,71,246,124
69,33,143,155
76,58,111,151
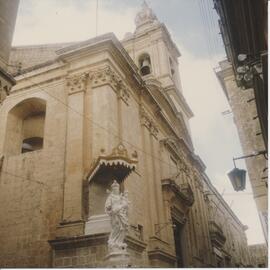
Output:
228,151,267,191
227,166,246,191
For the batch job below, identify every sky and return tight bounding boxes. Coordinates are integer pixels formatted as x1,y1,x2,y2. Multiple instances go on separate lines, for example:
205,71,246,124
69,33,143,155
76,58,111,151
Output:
12,0,265,245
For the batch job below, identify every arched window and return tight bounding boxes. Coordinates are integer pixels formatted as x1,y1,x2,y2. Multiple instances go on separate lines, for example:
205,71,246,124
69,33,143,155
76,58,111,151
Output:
5,97,46,155
138,53,152,76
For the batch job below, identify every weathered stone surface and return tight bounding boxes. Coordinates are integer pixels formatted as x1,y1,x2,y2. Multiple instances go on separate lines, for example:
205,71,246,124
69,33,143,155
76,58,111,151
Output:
0,3,252,268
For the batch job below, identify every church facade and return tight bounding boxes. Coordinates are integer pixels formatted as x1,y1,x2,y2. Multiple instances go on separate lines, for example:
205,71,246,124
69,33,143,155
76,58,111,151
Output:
0,3,251,267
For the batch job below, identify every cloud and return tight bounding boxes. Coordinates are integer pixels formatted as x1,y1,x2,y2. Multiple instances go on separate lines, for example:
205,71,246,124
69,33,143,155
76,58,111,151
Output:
13,0,137,45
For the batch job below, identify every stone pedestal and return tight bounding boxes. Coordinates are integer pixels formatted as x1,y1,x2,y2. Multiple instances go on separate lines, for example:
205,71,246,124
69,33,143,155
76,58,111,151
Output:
105,251,131,267
49,233,146,267
85,214,111,235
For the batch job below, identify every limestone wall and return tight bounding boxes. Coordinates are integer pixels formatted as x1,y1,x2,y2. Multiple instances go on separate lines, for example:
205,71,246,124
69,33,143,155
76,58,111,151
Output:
0,76,67,266
248,243,268,267
0,35,252,268
217,61,268,242
205,183,250,267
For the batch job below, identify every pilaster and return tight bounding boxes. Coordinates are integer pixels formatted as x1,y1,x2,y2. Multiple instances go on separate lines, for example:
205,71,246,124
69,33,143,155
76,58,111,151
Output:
58,73,87,236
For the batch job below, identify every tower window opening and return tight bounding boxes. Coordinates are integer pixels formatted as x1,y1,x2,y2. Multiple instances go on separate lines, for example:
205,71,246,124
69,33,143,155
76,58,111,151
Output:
139,54,151,76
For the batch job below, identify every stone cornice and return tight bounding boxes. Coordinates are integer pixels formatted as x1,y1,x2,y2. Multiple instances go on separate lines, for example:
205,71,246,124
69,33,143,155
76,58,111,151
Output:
164,85,193,118
57,33,139,77
190,153,206,172
49,232,146,254
123,22,180,59
202,173,247,229
0,65,16,85
148,248,176,265
160,23,181,58
66,65,131,104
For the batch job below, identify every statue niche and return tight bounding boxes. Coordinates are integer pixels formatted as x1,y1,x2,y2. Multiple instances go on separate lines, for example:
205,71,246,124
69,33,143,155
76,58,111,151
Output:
85,143,137,236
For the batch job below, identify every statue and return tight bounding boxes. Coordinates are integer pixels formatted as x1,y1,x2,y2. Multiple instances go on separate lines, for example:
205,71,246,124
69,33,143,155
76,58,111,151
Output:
105,180,129,253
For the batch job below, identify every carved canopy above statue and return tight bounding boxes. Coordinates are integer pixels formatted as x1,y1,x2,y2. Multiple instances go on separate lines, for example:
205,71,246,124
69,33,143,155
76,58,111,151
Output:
87,143,138,183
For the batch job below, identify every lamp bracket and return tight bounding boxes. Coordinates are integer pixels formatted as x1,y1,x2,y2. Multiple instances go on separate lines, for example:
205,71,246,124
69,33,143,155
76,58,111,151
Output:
233,150,267,168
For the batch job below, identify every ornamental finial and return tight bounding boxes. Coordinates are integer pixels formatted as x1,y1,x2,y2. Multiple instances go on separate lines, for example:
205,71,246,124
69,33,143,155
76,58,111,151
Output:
135,0,158,28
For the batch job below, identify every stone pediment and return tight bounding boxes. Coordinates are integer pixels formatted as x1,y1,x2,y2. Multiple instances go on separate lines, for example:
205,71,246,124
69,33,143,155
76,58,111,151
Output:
87,143,137,182
162,178,194,207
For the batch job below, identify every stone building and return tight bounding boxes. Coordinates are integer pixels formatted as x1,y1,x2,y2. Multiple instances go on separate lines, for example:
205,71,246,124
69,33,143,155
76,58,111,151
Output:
0,0,19,103
0,2,251,267
248,244,268,268
214,0,268,244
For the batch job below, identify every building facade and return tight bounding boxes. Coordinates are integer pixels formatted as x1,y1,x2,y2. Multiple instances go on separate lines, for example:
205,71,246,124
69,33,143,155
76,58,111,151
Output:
0,0,19,104
0,3,251,267
214,0,268,244
248,244,268,267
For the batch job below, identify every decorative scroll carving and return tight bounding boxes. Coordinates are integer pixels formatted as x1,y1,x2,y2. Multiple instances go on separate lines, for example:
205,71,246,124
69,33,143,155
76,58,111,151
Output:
66,73,87,95
119,85,130,105
90,66,119,89
140,106,159,138
89,66,130,105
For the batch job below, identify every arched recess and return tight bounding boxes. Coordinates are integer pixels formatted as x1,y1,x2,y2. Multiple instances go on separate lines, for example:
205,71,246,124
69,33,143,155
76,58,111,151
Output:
4,97,46,155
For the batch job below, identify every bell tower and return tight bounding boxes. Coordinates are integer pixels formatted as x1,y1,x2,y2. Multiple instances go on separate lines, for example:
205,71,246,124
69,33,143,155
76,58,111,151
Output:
122,1,193,142
122,1,183,92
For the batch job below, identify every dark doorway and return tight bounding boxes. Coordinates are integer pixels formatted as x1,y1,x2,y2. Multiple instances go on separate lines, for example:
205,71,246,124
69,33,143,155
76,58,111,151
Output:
173,219,184,267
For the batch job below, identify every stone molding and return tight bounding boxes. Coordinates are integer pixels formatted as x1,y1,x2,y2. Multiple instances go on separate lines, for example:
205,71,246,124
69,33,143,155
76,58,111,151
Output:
66,66,131,104
160,137,192,173
55,220,85,238
89,66,130,105
140,106,159,138
148,247,176,267
49,233,147,266
162,178,194,207
66,73,87,95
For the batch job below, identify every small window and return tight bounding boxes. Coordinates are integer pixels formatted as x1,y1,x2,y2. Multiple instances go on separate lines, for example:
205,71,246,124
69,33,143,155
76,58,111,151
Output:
21,137,43,153
138,54,151,76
